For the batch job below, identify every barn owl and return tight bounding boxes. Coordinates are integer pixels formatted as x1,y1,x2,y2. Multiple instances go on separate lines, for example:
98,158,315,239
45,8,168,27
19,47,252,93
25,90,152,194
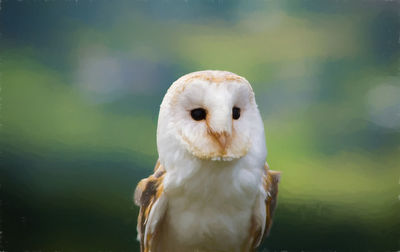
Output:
134,70,280,252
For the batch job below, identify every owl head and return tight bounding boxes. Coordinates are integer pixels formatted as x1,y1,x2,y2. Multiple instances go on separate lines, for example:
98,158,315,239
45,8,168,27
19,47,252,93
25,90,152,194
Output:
157,70,266,165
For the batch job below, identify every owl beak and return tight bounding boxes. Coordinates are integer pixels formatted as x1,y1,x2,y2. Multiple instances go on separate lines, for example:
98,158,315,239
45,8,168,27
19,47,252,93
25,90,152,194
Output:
216,133,228,149
209,131,230,150
207,106,232,150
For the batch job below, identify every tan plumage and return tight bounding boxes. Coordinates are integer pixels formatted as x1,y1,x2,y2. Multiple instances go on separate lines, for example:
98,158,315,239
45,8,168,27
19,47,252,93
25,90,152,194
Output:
135,161,165,252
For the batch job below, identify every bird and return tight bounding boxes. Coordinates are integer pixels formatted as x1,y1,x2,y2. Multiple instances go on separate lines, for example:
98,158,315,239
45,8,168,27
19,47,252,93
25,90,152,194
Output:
134,70,280,252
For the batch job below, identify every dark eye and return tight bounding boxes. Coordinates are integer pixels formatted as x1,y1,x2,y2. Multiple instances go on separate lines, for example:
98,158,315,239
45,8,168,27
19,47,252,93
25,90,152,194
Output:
232,107,240,120
191,108,207,121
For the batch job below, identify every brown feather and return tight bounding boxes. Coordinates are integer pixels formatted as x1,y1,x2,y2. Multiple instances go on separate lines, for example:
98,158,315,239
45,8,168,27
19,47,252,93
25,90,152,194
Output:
134,160,166,252
244,162,281,251
263,162,281,240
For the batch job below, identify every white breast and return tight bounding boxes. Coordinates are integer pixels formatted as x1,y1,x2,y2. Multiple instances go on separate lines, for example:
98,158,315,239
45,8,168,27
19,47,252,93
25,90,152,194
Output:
159,156,263,252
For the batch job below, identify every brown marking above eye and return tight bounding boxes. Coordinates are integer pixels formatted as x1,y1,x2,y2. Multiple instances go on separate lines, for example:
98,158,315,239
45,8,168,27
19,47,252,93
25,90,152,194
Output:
191,108,207,121
232,107,240,120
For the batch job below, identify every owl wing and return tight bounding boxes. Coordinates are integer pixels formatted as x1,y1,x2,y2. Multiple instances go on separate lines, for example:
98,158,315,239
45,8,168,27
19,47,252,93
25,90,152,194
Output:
244,162,281,251
134,160,167,252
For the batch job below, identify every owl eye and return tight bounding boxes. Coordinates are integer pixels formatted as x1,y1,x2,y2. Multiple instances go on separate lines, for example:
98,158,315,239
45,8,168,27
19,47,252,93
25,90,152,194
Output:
232,107,240,120
191,108,207,121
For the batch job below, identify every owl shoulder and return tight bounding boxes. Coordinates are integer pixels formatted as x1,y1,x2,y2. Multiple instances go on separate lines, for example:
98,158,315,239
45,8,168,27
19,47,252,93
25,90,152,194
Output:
263,162,281,238
134,160,166,251
134,160,165,206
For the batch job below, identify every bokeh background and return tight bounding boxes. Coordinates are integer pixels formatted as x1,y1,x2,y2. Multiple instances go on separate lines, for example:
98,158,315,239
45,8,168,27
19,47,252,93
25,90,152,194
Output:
1,0,399,251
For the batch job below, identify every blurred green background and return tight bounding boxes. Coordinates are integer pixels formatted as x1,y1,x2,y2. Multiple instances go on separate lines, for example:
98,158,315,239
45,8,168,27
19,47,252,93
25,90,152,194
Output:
1,0,399,251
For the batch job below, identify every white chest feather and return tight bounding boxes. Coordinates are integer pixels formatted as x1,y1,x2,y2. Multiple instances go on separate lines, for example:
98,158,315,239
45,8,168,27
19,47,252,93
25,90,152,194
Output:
159,158,263,252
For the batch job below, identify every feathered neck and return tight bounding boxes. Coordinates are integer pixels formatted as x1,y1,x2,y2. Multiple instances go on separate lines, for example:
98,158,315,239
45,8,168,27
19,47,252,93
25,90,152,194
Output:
161,147,264,201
